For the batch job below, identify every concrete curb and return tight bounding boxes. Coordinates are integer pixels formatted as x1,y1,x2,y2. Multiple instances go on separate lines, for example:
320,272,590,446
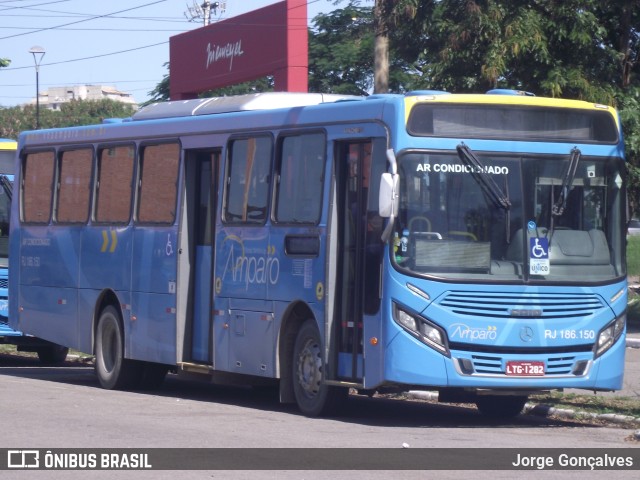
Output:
627,337,640,349
524,403,640,426
407,390,640,431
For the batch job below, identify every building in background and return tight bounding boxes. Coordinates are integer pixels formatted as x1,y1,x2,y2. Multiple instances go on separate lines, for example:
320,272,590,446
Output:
28,85,137,110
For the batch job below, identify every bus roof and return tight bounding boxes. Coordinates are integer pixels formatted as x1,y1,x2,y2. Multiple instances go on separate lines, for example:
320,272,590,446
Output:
133,92,362,121
132,90,616,122
16,91,620,150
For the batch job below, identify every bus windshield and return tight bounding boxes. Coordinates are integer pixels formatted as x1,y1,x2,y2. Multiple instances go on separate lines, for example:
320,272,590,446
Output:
393,149,625,283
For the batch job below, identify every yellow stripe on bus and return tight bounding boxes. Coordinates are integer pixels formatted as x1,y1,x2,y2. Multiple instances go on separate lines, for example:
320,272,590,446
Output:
404,94,619,128
0,141,17,150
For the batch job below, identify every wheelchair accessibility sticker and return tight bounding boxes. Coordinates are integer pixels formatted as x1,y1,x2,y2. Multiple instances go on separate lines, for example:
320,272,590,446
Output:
529,237,549,275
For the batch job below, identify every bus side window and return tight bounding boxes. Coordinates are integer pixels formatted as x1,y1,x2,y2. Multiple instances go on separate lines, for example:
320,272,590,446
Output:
224,136,272,224
137,143,180,224
275,132,325,224
56,148,93,224
95,145,135,224
22,151,55,224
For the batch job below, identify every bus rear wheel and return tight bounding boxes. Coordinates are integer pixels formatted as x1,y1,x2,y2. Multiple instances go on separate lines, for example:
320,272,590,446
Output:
475,395,528,418
292,320,346,417
95,305,141,390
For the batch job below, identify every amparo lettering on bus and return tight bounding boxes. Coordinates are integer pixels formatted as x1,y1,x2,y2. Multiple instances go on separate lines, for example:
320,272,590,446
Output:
449,323,498,341
221,235,280,290
416,163,509,175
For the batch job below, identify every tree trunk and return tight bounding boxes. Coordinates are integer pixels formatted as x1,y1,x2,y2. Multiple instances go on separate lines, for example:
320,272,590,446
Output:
374,0,390,93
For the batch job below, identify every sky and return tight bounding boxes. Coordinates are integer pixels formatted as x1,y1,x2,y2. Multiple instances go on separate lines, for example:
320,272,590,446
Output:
0,0,361,108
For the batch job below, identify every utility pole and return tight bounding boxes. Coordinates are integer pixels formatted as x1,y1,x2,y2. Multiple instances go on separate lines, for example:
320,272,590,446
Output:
184,1,227,26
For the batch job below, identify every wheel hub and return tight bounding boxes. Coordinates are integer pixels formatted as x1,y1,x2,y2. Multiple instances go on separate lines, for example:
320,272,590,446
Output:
297,338,322,398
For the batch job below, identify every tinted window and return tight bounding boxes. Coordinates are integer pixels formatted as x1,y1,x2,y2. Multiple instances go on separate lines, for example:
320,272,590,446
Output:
224,137,272,224
95,145,135,223
57,148,93,223
22,151,55,223
275,133,325,224
407,104,618,143
137,143,180,224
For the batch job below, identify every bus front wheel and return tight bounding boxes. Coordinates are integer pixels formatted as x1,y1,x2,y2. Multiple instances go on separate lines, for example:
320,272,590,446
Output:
95,305,141,390
292,320,346,417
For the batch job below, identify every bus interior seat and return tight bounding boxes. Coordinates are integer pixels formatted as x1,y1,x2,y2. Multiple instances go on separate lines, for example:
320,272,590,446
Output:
550,229,610,265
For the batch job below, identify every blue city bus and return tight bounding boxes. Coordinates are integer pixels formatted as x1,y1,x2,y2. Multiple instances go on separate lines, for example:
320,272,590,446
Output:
9,91,627,416
0,140,14,331
1,138,69,363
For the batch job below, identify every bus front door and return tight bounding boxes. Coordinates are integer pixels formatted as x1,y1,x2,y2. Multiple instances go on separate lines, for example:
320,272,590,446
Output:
336,141,378,382
186,150,219,364
334,140,384,386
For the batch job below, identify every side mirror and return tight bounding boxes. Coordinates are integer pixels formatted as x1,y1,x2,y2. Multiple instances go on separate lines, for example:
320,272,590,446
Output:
379,172,399,242
379,172,399,218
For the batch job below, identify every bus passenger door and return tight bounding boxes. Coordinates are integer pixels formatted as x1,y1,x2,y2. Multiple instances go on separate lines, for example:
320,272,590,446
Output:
334,141,383,383
185,150,219,364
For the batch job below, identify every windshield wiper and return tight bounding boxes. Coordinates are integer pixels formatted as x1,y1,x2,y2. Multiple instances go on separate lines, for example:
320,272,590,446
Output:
551,147,581,216
456,143,511,210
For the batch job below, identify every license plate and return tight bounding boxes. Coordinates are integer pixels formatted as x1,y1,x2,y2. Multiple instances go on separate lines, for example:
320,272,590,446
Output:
505,361,545,376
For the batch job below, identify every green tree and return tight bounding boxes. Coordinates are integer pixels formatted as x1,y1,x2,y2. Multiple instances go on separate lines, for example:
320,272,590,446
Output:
598,1,640,215
414,0,617,102
0,58,9,68
372,0,427,93
308,4,375,95
308,1,431,94
0,99,136,139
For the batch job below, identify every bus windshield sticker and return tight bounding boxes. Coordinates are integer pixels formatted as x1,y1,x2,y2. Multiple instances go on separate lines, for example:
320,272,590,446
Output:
529,237,550,276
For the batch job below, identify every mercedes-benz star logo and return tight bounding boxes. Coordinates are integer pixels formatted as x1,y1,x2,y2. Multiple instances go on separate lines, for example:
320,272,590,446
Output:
520,326,534,342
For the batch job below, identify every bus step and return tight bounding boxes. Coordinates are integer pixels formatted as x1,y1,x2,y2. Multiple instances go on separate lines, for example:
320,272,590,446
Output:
324,380,363,389
178,362,214,375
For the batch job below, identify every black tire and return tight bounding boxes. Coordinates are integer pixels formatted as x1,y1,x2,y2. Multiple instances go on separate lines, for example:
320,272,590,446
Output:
36,344,69,365
292,320,346,417
94,305,141,390
475,395,528,418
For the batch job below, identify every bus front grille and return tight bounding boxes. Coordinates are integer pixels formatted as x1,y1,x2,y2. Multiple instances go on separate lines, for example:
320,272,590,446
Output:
439,291,605,319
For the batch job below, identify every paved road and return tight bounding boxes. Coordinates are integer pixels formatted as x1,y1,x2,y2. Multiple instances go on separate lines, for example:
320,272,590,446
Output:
1,320,639,479
0,349,639,480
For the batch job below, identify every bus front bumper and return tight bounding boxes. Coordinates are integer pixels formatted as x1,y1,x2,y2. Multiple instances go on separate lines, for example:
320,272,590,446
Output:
384,327,625,393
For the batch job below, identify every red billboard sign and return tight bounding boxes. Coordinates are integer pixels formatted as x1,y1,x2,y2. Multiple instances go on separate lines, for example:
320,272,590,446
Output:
169,0,308,99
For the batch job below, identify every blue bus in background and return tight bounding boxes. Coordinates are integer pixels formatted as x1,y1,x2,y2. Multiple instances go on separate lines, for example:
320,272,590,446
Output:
0,138,68,363
9,92,627,417
0,140,14,329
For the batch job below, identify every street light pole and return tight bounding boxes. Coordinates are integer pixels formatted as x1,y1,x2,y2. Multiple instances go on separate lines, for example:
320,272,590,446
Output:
29,46,45,130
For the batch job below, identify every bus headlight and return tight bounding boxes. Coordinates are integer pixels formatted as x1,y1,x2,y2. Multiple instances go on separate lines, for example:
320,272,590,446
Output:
393,303,450,356
594,314,626,358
